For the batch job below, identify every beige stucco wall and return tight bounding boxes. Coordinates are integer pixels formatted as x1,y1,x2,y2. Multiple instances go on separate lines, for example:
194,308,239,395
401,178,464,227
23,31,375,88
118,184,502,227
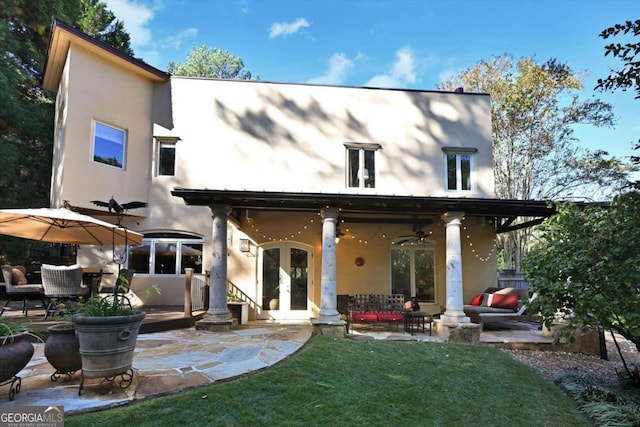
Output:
50,45,154,212
154,78,493,200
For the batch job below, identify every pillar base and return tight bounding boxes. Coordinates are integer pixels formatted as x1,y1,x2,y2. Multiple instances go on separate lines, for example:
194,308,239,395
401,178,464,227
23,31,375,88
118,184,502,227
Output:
196,315,237,332
311,319,346,337
435,319,480,344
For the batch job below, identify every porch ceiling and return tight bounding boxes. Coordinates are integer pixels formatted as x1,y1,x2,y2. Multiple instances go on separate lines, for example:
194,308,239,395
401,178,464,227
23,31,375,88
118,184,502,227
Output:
171,188,606,233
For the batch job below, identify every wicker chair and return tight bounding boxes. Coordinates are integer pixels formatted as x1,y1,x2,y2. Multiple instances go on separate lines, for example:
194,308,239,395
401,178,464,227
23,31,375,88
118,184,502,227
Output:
41,264,89,319
1,265,46,317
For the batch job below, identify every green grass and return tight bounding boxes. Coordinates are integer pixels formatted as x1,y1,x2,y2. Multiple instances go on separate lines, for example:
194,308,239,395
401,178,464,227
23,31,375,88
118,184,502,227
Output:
66,336,591,427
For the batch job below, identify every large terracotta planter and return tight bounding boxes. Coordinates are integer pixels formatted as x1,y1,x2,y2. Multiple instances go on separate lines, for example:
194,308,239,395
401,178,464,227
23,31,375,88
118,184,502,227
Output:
0,332,34,400
72,310,145,379
45,324,81,380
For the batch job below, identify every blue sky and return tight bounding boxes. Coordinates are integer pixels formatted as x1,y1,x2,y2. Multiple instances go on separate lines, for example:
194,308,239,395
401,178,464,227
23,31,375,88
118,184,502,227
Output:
104,0,639,161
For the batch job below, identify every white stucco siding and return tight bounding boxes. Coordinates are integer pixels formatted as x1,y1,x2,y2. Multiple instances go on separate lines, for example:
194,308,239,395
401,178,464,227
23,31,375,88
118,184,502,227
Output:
166,78,494,198
57,46,154,210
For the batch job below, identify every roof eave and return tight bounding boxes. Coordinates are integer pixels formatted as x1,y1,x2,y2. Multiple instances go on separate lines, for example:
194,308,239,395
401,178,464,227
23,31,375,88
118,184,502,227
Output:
42,18,169,92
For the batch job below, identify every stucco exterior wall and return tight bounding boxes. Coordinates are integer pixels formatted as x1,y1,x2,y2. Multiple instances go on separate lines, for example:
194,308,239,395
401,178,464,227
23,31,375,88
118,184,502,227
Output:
50,45,154,212
153,78,493,201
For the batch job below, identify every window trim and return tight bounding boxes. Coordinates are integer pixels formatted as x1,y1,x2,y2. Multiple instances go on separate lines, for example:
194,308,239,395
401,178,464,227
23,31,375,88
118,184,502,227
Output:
344,142,382,189
129,233,204,275
92,120,127,170
155,137,180,177
442,147,477,192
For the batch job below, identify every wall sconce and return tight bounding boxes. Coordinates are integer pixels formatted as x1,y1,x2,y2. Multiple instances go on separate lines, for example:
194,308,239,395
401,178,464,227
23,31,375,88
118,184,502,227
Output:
239,238,251,253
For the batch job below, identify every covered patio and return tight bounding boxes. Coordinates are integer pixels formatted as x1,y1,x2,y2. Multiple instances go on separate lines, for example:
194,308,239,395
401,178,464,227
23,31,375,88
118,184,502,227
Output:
171,188,563,339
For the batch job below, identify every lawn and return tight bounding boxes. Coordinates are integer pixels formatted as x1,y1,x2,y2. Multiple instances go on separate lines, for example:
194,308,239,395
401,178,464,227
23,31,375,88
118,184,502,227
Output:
66,335,590,426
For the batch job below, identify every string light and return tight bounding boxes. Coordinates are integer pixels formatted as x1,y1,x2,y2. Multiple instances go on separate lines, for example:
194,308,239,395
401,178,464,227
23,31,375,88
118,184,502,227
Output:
462,223,496,262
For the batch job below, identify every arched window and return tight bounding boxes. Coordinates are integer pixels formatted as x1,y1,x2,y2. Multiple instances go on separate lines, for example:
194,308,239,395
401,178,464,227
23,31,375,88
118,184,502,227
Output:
129,232,204,275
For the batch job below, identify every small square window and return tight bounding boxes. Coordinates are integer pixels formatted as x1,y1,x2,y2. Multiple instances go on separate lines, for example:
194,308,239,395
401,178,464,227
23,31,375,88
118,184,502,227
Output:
158,141,176,176
93,121,126,169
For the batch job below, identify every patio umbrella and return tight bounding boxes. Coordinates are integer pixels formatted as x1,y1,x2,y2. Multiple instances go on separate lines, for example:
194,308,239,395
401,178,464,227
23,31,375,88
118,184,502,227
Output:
130,242,202,256
0,208,143,246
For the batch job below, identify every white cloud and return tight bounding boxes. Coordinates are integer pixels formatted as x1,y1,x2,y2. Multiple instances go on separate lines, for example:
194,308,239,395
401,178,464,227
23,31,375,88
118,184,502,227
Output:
164,27,198,49
366,47,417,88
269,18,309,39
307,53,354,85
103,0,155,47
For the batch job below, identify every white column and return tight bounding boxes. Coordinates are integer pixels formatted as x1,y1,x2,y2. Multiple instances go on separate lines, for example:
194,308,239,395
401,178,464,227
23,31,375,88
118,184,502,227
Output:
317,207,339,321
441,211,470,324
207,204,231,319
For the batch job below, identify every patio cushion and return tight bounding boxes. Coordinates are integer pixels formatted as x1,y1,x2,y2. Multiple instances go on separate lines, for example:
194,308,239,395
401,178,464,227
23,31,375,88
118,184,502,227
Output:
469,294,484,306
351,312,378,322
11,267,28,286
489,293,519,311
377,311,404,322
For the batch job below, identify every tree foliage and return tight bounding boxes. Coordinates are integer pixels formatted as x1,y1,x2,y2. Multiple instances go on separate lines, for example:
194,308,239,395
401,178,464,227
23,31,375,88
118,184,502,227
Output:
596,19,640,189
439,55,632,269
596,19,640,99
168,45,256,79
523,191,640,381
76,0,133,55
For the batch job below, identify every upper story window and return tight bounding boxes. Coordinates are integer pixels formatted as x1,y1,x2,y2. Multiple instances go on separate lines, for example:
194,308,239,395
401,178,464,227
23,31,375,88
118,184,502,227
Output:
344,142,382,189
93,121,126,169
443,147,477,191
156,138,179,176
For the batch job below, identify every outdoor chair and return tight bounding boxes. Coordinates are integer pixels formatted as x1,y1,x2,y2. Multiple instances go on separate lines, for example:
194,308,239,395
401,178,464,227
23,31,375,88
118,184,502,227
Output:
1,265,46,317
41,264,89,319
100,268,135,309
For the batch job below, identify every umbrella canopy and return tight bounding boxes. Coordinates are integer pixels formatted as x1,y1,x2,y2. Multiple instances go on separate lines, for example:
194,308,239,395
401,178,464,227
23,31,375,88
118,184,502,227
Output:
0,208,143,245
130,242,202,256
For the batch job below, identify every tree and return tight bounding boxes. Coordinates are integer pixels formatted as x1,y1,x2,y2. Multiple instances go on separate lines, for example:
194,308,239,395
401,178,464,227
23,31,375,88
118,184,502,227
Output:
596,19,640,188
523,191,640,383
76,0,133,55
168,45,256,79
439,55,631,269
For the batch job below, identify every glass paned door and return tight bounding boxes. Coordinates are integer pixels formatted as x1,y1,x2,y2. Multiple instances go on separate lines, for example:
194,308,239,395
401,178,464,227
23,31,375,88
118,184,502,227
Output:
290,248,308,310
262,248,281,310
260,243,311,315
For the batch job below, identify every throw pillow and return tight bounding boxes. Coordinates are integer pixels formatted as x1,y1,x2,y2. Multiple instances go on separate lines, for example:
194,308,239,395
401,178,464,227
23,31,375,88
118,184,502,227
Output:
490,293,519,311
481,292,493,307
11,267,28,286
469,294,484,306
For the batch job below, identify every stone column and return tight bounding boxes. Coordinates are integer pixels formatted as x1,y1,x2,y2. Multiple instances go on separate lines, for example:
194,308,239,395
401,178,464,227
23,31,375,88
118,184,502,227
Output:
311,207,344,335
440,211,470,325
196,204,233,331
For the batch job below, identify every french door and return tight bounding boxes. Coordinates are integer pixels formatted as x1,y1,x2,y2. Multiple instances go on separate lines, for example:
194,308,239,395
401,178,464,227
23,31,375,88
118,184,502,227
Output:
259,242,312,319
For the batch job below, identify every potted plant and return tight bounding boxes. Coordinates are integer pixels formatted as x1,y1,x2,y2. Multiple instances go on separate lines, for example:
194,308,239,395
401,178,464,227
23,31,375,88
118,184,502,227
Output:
72,273,145,389
44,303,82,381
0,319,40,400
268,285,280,310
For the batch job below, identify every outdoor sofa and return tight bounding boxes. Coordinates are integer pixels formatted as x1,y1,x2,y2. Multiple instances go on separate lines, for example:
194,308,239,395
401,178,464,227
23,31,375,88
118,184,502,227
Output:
464,287,533,328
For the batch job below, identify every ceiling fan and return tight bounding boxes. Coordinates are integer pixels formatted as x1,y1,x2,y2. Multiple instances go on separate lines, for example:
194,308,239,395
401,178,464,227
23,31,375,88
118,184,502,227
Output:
392,224,431,245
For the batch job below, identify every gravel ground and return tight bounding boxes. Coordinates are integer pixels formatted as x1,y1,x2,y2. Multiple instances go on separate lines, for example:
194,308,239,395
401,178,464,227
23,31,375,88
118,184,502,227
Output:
503,332,640,385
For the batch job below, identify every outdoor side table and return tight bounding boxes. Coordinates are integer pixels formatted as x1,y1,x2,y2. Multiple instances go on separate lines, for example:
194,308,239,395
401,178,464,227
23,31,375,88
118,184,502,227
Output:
404,311,432,336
